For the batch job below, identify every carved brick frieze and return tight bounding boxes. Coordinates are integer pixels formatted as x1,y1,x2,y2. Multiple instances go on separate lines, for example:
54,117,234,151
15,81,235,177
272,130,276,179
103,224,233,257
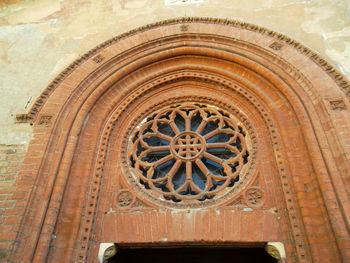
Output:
180,24,189,32
92,54,104,64
26,17,350,122
329,99,347,111
269,41,283,51
38,115,53,126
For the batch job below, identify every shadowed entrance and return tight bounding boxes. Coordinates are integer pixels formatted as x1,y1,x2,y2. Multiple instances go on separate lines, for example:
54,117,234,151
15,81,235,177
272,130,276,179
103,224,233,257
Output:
108,246,278,263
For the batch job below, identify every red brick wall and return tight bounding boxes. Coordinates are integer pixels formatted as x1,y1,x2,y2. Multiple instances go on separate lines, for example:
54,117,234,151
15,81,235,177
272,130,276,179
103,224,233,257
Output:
0,145,27,262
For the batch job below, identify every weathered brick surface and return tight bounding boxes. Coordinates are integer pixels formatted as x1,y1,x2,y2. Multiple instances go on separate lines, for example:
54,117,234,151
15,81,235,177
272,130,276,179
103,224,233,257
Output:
0,145,27,262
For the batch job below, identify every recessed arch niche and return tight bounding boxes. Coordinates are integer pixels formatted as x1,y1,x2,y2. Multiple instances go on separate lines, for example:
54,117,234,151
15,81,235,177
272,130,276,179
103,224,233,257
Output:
12,18,350,263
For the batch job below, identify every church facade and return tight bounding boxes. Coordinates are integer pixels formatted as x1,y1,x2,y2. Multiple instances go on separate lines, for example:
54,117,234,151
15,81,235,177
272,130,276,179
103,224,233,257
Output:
1,1,350,263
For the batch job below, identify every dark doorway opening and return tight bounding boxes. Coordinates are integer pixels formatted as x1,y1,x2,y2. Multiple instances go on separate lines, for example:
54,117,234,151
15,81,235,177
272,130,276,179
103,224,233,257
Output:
107,245,278,263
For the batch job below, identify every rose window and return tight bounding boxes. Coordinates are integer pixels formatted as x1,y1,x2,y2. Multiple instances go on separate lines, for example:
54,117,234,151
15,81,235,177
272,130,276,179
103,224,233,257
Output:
128,104,250,202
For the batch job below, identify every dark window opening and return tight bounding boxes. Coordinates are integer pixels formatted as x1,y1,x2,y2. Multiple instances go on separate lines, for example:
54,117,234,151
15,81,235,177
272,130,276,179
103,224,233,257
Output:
107,245,278,263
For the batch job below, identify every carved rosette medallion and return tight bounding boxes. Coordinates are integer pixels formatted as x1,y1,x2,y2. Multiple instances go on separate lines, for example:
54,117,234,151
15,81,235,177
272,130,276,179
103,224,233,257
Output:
117,191,134,208
124,103,255,207
245,186,264,207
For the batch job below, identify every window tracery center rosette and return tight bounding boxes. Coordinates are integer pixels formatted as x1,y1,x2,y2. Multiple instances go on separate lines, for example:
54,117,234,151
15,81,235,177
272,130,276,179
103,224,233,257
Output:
128,104,250,203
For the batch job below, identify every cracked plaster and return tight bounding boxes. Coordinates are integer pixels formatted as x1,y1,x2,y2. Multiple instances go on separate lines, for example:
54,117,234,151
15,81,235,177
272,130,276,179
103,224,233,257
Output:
0,0,349,144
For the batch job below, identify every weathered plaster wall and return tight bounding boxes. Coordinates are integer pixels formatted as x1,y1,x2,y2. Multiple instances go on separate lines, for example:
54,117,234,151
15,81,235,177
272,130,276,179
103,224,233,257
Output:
0,0,349,145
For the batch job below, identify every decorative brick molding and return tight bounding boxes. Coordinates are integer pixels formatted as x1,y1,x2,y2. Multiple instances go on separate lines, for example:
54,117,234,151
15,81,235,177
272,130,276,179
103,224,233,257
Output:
269,41,283,51
245,186,265,208
180,24,189,32
15,114,32,123
116,190,135,208
11,18,350,263
329,99,347,111
37,115,53,126
25,17,350,122
92,54,104,64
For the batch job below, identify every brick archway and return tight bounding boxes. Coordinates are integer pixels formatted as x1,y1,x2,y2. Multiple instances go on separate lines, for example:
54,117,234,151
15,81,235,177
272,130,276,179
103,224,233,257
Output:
12,18,350,262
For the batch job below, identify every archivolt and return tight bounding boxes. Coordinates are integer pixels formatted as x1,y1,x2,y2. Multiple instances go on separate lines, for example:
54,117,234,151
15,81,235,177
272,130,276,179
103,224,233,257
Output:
14,18,350,262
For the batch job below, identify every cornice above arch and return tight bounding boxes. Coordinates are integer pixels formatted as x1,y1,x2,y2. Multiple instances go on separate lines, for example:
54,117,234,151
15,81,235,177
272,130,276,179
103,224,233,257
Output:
28,17,350,122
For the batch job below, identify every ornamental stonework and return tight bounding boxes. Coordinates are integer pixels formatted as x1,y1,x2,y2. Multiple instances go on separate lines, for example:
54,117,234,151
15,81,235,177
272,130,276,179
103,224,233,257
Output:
117,191,134,208
245,186,264,207
125,103,253,207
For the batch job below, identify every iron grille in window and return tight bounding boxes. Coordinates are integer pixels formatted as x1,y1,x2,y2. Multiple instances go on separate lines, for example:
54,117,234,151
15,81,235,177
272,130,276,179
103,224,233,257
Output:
129,104,249,202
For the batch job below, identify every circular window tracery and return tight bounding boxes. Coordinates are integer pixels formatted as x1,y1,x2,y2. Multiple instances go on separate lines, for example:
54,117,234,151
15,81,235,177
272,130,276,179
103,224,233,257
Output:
128,104,251,203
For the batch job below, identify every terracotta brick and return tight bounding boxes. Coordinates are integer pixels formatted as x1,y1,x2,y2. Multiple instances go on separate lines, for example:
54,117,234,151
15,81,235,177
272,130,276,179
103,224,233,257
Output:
142,212,152,243
165,211,174,242
0,200,15,208
223,210,232,241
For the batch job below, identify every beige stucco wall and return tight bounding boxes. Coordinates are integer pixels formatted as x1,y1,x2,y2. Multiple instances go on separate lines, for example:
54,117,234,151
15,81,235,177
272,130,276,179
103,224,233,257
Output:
0,0,349,145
